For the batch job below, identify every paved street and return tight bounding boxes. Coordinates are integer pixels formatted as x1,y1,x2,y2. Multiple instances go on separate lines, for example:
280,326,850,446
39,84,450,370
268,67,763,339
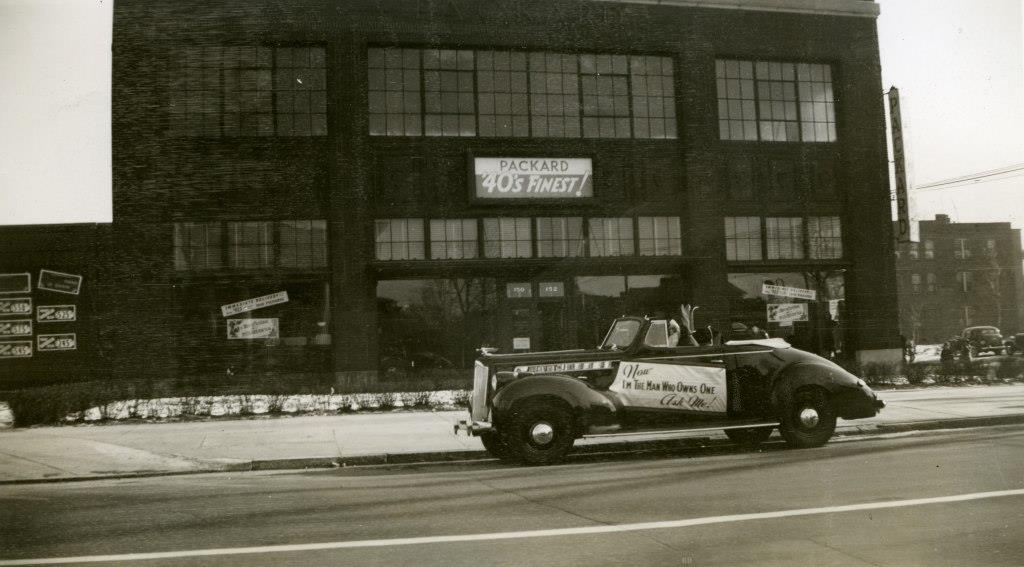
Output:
2,425,1023,566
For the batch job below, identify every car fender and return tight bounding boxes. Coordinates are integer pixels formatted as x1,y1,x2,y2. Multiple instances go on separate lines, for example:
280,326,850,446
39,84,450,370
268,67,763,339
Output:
491,374,618,436
770,362,851,413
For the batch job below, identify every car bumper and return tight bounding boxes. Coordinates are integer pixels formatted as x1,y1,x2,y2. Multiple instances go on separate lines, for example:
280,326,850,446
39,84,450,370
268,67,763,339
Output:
454,419,493,436
834,387,884,420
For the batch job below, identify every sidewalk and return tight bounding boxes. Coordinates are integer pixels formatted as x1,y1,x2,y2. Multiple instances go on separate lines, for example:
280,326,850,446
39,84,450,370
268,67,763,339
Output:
2,384,1024,483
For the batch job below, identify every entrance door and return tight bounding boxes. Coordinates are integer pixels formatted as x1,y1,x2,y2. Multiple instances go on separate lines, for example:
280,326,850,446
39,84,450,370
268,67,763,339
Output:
537,301,569,351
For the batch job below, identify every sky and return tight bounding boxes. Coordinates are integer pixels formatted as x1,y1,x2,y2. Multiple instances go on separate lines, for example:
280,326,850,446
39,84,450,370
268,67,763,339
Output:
0,0,1021,231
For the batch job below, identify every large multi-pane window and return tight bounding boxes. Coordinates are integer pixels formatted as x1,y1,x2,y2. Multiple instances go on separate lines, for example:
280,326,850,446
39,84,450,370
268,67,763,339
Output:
807,216,842,259
174,222,224,270
173,220,327,270
476,51,530,137
589,218,635,257
423,49,476,136
429,219,478,259
637,217,681,256
169,46,326,137
580,54,630,138
531,52,582,138
483,218,533,258
228,221,275,268
954,239,971,259
724,217,762,261
367,47,675,139
535,217,584,257
279,220,328,268
924,239,935,259
375,217,683,261
716,59,836,143
374,219,425,260
631,56,676,139
765,217,805,260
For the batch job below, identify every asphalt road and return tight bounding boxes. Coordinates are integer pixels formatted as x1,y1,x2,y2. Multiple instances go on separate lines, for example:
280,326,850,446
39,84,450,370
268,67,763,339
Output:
2,426,1023,566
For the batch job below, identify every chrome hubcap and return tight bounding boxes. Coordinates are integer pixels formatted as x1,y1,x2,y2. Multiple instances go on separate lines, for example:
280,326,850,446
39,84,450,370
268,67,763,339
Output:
530,422,555,445
799,408,820,428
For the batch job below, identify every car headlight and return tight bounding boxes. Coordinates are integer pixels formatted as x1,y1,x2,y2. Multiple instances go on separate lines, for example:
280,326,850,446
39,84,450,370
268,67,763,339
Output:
489,373,498,392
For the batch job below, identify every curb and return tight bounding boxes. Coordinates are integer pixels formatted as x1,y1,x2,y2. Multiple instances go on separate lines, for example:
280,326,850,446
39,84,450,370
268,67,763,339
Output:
3,414,1024,485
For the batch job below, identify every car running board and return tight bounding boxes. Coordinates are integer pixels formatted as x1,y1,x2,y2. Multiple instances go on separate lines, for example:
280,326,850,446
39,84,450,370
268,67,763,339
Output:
584,421,780,439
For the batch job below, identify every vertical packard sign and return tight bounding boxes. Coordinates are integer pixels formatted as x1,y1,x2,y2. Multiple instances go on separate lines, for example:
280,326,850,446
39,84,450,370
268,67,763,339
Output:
888,87,911,243
474,158,593,199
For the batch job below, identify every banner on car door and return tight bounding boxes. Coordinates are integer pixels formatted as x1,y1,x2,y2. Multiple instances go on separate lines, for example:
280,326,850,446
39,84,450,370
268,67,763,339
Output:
609,361,727,413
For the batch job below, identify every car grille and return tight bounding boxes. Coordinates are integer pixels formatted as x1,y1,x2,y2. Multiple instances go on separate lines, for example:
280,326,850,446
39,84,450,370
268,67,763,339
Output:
470,361,489,421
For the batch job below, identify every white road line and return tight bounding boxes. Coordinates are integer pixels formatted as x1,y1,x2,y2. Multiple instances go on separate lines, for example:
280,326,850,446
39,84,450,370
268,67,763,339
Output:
3,488,1023,565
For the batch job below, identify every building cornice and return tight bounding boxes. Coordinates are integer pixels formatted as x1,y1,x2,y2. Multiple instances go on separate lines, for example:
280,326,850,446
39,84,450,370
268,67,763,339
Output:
588,0,880,18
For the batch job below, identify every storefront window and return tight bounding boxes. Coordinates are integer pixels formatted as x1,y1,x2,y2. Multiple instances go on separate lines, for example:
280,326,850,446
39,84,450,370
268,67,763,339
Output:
377,278,498,370
724,216,762,261
177,281,331,374
726,271,845,357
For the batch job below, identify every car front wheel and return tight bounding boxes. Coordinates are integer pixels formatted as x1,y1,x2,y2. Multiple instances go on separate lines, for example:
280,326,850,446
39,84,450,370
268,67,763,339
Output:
779,389,836,448
479,430,515,462
505,400,576,466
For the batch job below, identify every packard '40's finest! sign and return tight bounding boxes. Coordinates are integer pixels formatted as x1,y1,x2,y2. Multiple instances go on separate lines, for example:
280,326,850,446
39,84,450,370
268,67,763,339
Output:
474,157,593,199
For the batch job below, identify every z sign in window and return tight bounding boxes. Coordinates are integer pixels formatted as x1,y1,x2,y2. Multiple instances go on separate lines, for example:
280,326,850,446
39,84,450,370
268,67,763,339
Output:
37,333,77,352
0,340,33,358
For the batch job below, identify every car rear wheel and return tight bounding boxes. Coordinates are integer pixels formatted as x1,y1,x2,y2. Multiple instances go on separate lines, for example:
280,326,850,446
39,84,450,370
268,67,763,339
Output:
479,431,515,462
724,427,773,447
505,399,575,466
779,388,836,448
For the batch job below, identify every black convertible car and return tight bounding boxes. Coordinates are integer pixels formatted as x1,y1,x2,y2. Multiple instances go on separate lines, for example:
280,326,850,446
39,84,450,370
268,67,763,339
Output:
456,315,884,465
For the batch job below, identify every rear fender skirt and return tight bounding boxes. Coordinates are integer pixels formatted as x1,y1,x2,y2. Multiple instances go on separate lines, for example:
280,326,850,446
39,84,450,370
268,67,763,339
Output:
492,374,618,436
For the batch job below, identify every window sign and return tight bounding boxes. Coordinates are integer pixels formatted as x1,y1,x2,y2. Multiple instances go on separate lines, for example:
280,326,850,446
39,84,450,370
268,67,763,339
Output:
0,340,33,358
474,158,593,200
0,297,32,317
227,318,280,340
38,270,83,295
37,333,77,352
0,320,32,337
538,282,564,298
762,284,817,301
506,283,532,298
0,273,31,295
221,291,289,317
767,303,809,324
37,305,77,323
513,337,531,350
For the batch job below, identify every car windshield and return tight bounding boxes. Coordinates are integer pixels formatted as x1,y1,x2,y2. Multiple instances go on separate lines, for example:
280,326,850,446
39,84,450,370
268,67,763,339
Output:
601,319,641,349
972,328,999,336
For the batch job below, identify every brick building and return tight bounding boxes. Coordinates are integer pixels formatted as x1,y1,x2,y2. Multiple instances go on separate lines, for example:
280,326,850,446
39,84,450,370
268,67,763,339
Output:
895,215,1024,344
1,0,900,386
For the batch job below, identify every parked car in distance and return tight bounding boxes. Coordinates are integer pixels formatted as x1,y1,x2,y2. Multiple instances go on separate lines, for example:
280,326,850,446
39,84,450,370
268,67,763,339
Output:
1005,332,1024,355
455,315,884,465
940,326,1005,361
